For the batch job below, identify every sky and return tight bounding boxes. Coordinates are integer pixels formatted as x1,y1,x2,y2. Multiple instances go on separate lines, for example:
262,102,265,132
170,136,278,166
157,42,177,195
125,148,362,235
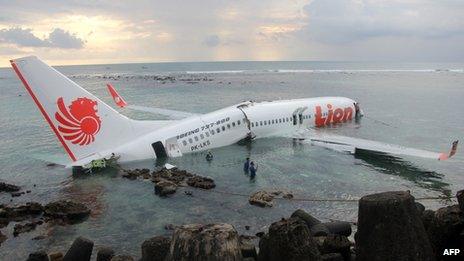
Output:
1,0,464,66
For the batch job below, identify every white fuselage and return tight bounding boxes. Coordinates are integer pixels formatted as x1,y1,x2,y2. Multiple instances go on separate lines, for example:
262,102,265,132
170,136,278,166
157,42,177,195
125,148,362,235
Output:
113,97,357,162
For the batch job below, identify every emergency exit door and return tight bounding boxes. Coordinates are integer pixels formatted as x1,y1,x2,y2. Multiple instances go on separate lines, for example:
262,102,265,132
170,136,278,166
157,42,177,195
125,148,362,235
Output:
152,141,168,158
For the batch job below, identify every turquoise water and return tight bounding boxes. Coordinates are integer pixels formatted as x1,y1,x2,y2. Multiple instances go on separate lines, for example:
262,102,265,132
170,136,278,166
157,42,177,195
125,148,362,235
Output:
1,61,463,259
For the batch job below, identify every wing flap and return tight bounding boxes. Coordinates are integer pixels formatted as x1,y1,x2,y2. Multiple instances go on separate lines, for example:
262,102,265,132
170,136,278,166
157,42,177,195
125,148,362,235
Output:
307,131,458,161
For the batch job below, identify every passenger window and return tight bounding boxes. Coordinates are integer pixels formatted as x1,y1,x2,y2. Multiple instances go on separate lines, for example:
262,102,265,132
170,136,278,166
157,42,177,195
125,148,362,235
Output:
279,119,282,123
260,121,263,126
200,134,204,139
194,136,199,141
205,132,210,137
271,120,274,124
232,122,236,127
222,126,225,131
264,121,267,125
251,122,254,127
211,130,215,135
189,138,193,143
268,120,271,125
217,128,220,133
182,140,187,146
237,120,241,125
227,124,230,129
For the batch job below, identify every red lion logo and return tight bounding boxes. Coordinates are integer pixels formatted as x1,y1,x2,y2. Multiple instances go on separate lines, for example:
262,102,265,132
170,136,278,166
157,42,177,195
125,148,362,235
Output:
55,97,101,146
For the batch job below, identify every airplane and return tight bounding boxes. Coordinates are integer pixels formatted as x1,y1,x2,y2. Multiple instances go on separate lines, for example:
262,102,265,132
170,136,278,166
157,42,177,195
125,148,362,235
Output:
10,56,458,172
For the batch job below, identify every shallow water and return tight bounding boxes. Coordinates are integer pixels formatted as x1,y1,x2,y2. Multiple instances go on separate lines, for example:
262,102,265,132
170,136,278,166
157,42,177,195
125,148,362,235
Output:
1,61,464,259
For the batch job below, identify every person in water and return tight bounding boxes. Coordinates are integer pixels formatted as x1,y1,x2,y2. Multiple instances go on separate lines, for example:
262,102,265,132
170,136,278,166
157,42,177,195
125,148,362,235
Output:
249,161,257,180
243,157,250,173
205,151,213,161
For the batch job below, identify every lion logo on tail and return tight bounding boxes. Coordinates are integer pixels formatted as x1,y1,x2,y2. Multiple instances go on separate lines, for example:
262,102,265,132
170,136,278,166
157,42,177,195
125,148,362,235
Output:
55,97,101,146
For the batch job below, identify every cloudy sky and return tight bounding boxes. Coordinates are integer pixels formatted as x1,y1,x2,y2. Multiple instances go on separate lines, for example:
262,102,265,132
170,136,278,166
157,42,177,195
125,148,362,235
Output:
1,0,463,66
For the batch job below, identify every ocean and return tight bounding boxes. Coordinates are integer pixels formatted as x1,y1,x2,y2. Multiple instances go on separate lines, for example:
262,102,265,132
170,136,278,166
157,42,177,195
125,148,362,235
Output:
1,61,463,259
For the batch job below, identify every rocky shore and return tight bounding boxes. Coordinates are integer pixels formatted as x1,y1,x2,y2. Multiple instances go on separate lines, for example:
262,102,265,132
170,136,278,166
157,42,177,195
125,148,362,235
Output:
21,189,464,261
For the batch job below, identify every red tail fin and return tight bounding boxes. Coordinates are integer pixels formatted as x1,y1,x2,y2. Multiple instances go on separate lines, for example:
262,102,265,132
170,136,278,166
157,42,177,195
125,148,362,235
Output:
107,84,127,108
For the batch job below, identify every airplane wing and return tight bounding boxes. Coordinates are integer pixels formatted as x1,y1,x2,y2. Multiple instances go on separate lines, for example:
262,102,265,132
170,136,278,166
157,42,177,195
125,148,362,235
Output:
300,129,458,161
106,84,200,120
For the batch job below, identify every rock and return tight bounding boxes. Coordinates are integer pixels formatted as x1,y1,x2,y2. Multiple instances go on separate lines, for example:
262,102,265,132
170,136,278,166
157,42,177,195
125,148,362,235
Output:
97,247,115,261
154,180,177,197
320,235,351,260
141,236,171,261
44,200,90,223
240,240,257,259
258,217,321,261
111,255,134,261
423,204,464,258
457,190,464,212
122,168,151,180
282,193,294,199
33,235,47,240
49,252,63,261
186,176,216,189
14,221,42,236
310,223,330,237
164,224,176,230
13,202,44,217
415,202,425,214
11,191,24,197
249,191,274,208
152,168,192,184
321,253,344,261
166,223,242,261
323,221,352,237
0,230,6,246
355,191,433,261
27,251,49,261
290,209,321,228
63,236,94,261
0,182,20,192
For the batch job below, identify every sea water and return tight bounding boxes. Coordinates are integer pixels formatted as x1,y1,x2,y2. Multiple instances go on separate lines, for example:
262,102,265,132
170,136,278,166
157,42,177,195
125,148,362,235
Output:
1,61,463,259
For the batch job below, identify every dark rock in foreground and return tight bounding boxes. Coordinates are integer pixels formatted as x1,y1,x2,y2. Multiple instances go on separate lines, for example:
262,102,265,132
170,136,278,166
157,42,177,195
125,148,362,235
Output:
258,217,321,261
111,255,134,261
0,181,20,192
166,223,242,261
27,250,49,261
97,247,115,261
48,252,63,261
14,220,43,236
141,236,171,261
44,200,90,224
63,236,94,261
355,191,434,261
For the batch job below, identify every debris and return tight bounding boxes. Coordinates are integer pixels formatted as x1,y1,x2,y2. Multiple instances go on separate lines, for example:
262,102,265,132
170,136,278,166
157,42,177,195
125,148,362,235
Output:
249,191,274,207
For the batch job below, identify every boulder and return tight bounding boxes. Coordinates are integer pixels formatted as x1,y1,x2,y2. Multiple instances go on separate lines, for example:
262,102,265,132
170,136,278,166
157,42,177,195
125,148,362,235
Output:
240,238,257,259
323,221,352,237
152,168,192,184
355,191,434,261
186,176,215,189
0,182,20,192
258,217,321,261
49,252,63,261
0,230,6,246
154,180,177,197
63,236,94,261
166,223,242,261
310,223,330,237
321,253,343,261
423,204,464,258
457,190,464,212
290,209,321,228
141,236,171,261
249,191,274,208
44,200,90,223
320,235,351,260
27,251,49,261
97,247,115,261
111,255,134,261
122,168,151,180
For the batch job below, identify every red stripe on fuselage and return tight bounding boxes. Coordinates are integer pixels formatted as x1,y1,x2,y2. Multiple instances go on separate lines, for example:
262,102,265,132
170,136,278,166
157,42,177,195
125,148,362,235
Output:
10,61,77,161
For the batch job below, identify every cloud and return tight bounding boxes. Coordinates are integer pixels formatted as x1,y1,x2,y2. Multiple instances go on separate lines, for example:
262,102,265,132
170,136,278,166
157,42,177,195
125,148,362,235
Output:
0,27,84,48
300,0,464,44
48,28,84,48
203,34,220,47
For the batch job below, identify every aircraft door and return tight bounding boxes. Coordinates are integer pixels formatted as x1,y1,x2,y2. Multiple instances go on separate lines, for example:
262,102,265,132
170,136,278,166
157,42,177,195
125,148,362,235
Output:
151,141,168,158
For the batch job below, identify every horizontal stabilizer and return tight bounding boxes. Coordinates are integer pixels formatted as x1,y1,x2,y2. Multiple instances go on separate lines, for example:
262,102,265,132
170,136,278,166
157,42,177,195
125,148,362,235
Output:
106,83,199,120
306,131,458,161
